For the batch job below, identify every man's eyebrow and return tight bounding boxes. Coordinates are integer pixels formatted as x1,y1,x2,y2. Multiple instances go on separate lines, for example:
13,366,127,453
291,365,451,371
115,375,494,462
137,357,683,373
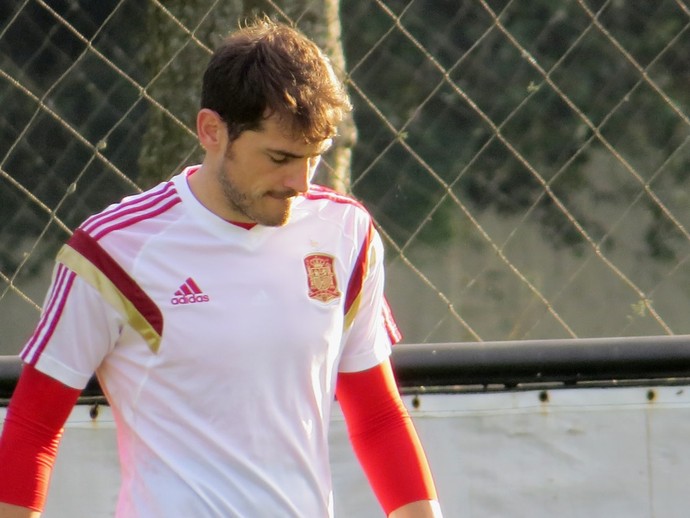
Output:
266,142,332,158
266,149,305,159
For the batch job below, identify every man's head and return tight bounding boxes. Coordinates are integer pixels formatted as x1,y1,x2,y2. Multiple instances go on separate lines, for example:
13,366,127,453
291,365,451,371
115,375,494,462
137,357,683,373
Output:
201,17,351,145
193,18,350,227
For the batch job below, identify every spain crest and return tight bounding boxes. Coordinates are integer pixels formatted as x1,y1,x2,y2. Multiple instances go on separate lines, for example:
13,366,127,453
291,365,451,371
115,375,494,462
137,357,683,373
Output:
304,253,340,303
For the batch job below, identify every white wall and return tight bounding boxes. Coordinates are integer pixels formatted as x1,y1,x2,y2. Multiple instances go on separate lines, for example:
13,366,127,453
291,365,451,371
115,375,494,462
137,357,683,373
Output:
3,385,690,517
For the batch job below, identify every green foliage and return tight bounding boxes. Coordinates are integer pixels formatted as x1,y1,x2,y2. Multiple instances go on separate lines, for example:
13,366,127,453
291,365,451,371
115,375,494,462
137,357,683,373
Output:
1,0,689,275
341,1,690,260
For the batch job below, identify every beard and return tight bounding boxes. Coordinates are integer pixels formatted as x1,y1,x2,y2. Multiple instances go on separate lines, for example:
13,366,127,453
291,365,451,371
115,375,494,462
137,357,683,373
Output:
217,167,296,227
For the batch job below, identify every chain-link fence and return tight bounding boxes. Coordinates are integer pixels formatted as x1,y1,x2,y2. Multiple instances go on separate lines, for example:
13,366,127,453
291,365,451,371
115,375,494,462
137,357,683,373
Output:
1,0,690,355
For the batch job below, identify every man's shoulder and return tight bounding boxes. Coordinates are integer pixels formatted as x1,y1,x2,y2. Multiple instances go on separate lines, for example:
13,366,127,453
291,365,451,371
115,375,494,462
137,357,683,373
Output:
77,178,182,241
59,178,185,276
304,184,369,213
295,185,376,242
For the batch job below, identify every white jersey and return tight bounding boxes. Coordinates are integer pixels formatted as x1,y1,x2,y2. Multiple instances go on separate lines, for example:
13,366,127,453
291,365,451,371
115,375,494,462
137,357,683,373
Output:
21,166,400,517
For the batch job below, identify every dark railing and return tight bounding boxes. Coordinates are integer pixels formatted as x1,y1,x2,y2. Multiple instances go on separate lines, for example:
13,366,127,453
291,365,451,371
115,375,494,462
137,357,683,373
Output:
391,335,690,391
3,335,690,403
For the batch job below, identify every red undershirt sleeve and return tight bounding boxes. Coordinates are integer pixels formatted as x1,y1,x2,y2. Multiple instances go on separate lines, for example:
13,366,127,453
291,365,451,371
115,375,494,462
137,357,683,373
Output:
336,359,437,515
0,364,81,512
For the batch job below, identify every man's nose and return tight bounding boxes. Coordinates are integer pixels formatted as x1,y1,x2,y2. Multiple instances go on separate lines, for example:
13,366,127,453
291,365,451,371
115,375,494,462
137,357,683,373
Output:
283,158,313,194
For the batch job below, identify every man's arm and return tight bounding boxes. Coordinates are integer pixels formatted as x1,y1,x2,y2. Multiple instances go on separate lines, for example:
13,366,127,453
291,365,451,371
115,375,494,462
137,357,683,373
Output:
336,359,442,517
0,364,80,515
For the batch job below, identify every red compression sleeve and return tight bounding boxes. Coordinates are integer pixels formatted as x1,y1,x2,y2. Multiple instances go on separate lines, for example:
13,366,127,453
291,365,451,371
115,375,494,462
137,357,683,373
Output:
0,364,81,511
336,360,437,515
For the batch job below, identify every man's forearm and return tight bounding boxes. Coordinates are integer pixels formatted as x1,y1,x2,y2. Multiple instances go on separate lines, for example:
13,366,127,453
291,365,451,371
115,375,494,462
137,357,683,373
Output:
0,366,80,515
337,363,440,515
0,502,40,518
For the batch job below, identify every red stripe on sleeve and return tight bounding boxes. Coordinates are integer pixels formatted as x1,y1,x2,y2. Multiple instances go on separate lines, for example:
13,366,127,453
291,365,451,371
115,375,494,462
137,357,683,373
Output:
344,224,372,315
383,298,403,345
336,360,437,514
343,224,402,345
67,228,163,337
0,365,81,511
21,265,76,365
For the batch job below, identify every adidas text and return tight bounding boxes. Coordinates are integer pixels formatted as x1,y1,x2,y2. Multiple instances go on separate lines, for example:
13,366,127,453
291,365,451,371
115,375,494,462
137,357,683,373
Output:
171,294,210,305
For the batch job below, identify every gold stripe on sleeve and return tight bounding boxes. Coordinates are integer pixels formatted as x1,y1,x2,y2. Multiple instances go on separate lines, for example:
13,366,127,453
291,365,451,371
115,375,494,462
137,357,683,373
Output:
57,245,162,354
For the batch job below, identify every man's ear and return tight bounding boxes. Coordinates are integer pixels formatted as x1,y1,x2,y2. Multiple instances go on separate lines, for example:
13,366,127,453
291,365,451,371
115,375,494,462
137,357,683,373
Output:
197,109,225,151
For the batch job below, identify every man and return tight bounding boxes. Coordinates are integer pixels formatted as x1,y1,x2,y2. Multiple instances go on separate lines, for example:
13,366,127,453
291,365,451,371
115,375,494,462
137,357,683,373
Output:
0,18,441,517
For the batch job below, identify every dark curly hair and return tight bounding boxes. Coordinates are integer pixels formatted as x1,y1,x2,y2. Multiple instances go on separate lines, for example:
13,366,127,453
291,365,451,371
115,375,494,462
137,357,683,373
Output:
201,17,351,144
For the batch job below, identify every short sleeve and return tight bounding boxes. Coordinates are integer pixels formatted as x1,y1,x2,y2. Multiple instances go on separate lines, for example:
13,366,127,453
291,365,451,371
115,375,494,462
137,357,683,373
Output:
338,225,400,373
21,262,122,389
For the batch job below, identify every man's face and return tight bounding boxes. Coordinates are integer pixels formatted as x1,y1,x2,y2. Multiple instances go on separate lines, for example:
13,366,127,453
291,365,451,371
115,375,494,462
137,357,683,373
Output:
215,114,331,226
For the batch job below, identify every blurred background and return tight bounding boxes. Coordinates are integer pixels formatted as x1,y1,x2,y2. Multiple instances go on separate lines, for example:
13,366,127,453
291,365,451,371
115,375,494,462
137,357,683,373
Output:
1,0,690,354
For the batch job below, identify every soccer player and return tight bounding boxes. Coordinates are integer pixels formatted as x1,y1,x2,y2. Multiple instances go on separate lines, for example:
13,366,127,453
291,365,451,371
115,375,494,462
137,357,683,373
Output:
0,17,441,518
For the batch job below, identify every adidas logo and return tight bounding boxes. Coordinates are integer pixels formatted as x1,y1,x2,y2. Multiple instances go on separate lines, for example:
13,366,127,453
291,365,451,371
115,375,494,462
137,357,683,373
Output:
171,277,210,305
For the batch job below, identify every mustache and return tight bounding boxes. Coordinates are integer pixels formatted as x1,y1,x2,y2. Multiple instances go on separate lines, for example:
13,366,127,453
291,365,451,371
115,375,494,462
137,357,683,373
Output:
266,189,299,200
